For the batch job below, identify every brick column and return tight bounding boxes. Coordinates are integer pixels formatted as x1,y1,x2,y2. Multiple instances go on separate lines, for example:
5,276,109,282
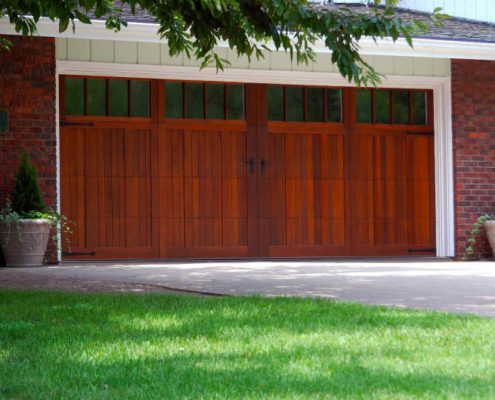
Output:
0,35,58,264
452,59,495,259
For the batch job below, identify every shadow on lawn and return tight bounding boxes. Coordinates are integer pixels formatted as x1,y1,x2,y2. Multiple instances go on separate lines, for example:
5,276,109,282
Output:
1,291,494,398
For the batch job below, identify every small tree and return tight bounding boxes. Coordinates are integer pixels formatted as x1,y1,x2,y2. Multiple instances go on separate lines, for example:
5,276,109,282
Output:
11,152,45,215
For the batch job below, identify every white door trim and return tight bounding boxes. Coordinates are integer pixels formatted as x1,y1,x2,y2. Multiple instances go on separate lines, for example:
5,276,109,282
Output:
57,60,455,257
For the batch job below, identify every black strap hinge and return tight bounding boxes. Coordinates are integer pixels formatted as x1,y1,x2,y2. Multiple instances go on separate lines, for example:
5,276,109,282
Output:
406,131,434,136
60,121,94,127
62,251,96,257
408,248,436,253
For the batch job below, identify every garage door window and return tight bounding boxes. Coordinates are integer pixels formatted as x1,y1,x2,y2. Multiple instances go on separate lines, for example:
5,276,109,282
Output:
267,85,342,123
164,81,245,120
356,89,428,126
64,77,150,117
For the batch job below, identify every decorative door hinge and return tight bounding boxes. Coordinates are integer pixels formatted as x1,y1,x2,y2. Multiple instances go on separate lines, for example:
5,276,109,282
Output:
62,251,96,257
60,121,94,127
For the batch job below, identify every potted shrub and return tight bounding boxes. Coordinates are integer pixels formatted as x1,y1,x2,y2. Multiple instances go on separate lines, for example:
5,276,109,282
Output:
0,153,69,267
464,213,495,260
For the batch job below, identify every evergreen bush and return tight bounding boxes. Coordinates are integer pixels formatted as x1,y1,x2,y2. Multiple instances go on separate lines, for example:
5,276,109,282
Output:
11,152,45,214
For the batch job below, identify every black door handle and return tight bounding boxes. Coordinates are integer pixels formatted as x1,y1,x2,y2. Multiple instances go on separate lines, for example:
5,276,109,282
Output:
260,158,271,174
246,157,255,173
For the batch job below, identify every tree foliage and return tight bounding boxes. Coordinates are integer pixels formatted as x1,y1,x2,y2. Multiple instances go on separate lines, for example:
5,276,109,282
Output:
0,0,447,85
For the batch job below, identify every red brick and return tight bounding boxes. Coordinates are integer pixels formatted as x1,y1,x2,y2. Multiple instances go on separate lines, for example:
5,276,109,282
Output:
0,35,57,264
453,59,495,259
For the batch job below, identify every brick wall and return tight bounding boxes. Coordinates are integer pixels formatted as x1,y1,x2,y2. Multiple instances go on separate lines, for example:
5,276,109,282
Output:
452,59,495,259
0,35,57,263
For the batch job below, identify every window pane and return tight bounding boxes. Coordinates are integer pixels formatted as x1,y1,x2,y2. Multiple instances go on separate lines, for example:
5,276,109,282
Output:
206,84,225,119
0,109,7,133
286,86,304,122
87,78,107,116
227,85,244,120
267,86,284,121
307,87,324,122
185,83,204,119
394,90,409,124
375,90,391,124
412,91,427,125
130,80,150,117
165,81,183,118
109,80,128,117
65,78,84,115
326,89,341,123
356,89,372,123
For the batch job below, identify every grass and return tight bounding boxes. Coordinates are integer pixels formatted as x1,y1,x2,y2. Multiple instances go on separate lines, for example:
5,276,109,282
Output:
0,291,494,399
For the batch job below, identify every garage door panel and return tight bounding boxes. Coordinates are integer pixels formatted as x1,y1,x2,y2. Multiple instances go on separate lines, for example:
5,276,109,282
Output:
265,126,347,254
374,217,408,245
350,136,374,180
408,136,432,181
322,218,345,247
61,125,155,258
160,127,249,256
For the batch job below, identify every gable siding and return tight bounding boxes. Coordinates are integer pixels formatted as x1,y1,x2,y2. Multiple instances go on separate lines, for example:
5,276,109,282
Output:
333,0,494,24
398,0,493,24
56,38,451,77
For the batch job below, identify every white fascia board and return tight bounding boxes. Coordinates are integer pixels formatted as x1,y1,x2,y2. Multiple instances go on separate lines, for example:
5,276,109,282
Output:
1,17,495,60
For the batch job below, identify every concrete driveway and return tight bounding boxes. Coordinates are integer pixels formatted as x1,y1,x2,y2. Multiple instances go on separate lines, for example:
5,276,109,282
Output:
10,259,495,317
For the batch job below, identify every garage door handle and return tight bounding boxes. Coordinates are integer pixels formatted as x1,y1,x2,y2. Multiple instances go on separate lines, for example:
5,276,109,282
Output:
246,157,255,173
260,158,271,174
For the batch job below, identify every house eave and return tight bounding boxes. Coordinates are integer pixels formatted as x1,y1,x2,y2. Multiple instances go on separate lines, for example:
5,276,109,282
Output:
1,17,495,60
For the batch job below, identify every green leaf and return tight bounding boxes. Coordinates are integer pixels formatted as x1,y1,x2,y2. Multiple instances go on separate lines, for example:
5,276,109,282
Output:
74,10,91,24
59,17,70,33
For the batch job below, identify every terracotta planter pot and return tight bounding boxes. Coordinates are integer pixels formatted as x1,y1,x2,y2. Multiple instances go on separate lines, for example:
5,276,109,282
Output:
483,220,495,258
0,219,51,267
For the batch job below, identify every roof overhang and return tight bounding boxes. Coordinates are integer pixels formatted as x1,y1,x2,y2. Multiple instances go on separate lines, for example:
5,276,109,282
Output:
1,17,495,60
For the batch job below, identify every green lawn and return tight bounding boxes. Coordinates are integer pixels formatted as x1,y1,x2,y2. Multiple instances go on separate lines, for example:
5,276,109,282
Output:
0,291,494,399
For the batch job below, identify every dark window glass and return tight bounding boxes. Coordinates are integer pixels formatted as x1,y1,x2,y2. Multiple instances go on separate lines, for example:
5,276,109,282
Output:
356,89,372,123
267,86,284,121
165,82,183,118
109,80,128,117
412,91,427,125
206,84,225,119
326,89,341,123
394,90,409,124
0,109,7,133
87,78,107,116
307,87,324,122
130,80,150,117
286,86,304,122
375,90,391,124
185,83,204,119
227,85,244,120
65,78,84,115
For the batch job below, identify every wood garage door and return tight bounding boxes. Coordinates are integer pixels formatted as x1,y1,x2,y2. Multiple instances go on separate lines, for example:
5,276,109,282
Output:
60,77,435,259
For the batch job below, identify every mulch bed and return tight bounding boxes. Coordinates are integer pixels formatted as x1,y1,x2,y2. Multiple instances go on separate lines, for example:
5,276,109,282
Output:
0,268,200,295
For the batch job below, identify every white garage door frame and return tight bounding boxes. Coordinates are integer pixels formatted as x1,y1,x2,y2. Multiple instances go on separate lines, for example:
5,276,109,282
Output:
56,60,454,258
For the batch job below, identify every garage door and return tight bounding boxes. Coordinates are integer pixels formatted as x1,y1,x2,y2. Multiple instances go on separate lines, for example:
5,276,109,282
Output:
60,77,435,259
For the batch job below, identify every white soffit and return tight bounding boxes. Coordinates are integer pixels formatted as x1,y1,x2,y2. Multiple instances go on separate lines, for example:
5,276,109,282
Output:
1,18,495,60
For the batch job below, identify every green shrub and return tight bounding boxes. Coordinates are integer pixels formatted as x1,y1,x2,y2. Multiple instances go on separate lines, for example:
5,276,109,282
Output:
11,152,45,214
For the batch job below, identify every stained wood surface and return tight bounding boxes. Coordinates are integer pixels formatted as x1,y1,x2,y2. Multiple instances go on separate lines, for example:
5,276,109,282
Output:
60,81,435,259
157,124,249,258
60,125,156,259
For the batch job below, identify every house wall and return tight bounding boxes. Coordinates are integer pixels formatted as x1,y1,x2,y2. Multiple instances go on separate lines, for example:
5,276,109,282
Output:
0,35,58,263
55,38,451,77
398,0,494,24
335,0,495,24
452,59,495,258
